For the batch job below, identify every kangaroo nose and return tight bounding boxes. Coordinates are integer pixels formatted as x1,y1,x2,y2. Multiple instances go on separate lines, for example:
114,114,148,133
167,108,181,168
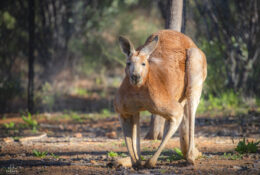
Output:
131,74,141,82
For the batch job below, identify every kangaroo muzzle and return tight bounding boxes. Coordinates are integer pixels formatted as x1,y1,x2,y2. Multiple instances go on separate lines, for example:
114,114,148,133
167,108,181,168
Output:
130,74,141,85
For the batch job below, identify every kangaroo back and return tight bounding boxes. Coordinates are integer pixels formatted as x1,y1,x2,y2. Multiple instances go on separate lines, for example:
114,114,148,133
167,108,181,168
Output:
139,30,197,102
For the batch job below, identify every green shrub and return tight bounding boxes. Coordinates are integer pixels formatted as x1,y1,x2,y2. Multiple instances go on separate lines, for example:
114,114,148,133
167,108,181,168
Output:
50,153,60,159
74,88,88,96
101,109,111,117
174,148,183,157
61,111,83,123
3,122,15,129
197,90,242,114
222,152,242,160
22,113,38,132
167,148,184,161
107,151,118,158
119,153,128,158
32,150,48,158
235,138,260,154
71,112,83,123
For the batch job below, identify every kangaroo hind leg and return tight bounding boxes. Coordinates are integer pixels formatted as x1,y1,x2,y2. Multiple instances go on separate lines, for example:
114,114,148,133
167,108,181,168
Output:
185,48,206,164
179,102,201,161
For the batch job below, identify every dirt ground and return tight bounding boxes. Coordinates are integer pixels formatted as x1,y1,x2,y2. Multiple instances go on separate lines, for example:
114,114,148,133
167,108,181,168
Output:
0,112,260,175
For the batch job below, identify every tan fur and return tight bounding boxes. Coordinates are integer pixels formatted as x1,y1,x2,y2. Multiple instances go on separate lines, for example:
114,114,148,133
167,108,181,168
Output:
115,30,206,116
114,30,207,167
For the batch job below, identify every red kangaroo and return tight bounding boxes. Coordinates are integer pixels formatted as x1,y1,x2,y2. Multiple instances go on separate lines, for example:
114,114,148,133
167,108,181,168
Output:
114,30,207,168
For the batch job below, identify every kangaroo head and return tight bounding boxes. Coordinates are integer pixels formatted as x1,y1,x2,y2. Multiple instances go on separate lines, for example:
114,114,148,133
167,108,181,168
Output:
118,35,159,87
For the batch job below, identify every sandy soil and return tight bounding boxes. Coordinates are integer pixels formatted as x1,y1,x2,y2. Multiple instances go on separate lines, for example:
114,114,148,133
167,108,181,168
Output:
0,112,259,175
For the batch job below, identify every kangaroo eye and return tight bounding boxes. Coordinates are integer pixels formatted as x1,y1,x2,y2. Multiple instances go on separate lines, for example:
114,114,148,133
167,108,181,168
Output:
127,62,131,66
142,63,146,66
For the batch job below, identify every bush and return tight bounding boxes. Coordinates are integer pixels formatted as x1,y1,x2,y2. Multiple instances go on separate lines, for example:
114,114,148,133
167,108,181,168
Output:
22,113,38,132
235,138,260,154
197,90,242,114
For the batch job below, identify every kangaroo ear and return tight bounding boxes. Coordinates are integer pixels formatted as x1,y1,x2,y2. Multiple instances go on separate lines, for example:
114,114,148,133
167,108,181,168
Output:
118,36,135,57
140,35,159,56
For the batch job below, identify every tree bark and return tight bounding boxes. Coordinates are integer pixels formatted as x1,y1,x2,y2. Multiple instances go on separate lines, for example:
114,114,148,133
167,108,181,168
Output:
145,114,165,140
165,0,183,31
145,0,184,140
28,0,35,113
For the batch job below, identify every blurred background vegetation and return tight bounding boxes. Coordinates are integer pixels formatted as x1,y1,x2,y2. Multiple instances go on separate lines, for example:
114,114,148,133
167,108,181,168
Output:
0,0,259,116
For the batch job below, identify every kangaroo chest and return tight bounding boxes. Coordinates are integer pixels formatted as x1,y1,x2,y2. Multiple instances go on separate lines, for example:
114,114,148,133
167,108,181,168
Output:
116,85,176,116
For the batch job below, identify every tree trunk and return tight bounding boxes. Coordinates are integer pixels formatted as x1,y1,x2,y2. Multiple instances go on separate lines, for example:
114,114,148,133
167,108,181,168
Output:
28,0,35,113
145,114,165,140
145,0,184,140
165,0,183,30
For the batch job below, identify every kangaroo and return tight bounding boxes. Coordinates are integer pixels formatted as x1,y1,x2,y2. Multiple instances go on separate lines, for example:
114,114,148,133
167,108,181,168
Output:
114,30,207,168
